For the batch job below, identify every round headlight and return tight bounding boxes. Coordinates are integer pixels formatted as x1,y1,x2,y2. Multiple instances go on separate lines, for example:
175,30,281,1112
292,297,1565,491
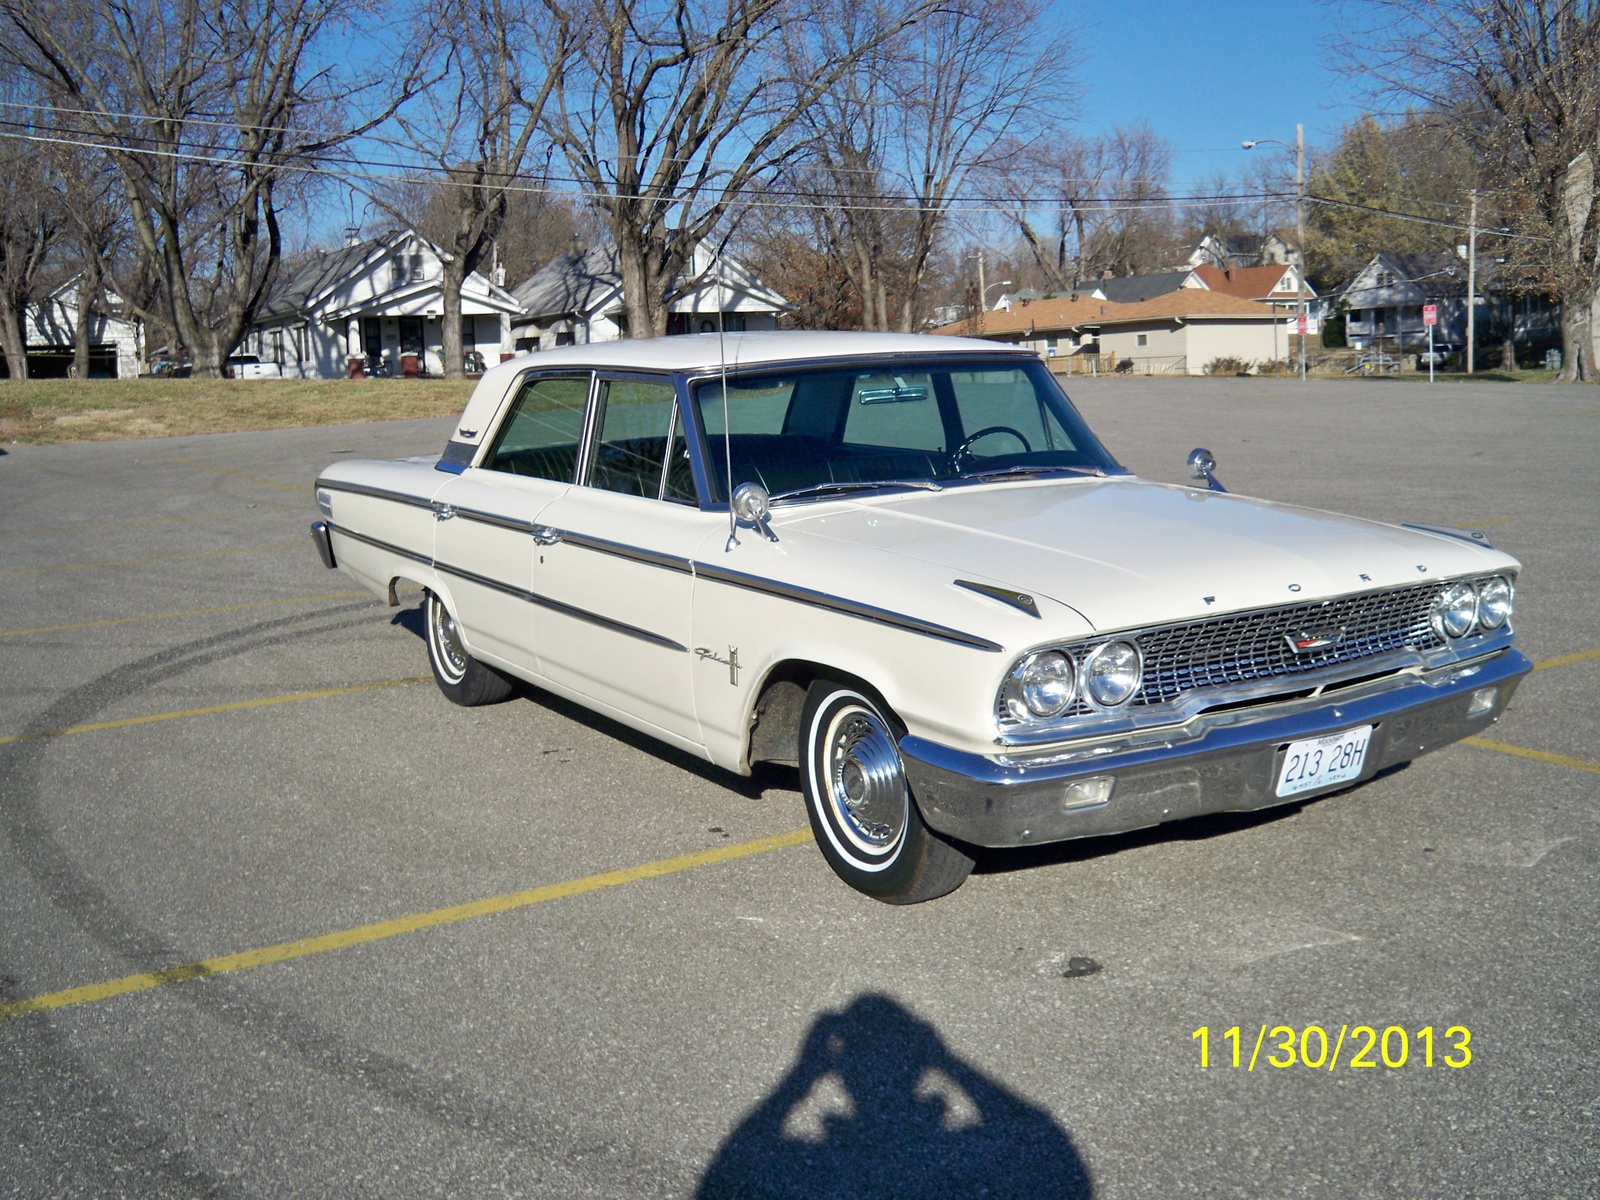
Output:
1084,640,1142,706
1017,651,1076,719
1477,576,1513,630
1431,582,1478,639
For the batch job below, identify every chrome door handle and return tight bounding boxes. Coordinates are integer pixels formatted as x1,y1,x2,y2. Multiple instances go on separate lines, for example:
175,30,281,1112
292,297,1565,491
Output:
530,524,563,546
432,503,457,521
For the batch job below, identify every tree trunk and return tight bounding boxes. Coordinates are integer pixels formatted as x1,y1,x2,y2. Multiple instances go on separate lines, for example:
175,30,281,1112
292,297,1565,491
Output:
0,299,27,380
441,256,466,379
1500,333,1518,372
1558,296,1594,382
613,221,666,339
72,265,102,378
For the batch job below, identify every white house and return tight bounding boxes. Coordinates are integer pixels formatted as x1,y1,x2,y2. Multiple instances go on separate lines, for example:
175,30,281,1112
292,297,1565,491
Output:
2,278,143,378
1338,251,1557,354
243,229,524,378
508,239,788,350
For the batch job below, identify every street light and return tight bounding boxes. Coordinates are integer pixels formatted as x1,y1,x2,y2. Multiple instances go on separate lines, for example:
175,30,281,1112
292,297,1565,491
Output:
967,249,1011,312
1244,125,1308,381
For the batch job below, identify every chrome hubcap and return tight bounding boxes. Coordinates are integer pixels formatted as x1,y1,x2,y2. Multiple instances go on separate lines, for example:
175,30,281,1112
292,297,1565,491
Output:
431,597,467,676
826,705,907,854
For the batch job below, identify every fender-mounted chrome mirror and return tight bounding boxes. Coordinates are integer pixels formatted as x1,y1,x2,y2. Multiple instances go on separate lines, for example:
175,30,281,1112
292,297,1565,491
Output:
727,481,779,549
1187,447,1226,493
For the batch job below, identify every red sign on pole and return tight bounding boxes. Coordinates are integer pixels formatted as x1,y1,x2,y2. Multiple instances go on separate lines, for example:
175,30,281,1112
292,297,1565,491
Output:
1423,304,1438,327
1296,315,1308,335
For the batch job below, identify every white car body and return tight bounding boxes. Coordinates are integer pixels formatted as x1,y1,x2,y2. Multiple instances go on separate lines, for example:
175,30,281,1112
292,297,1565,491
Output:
226,355,283,379
310,332,1530,901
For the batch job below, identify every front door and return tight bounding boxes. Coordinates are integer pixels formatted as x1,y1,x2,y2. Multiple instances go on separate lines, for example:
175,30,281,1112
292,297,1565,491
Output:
530,374,709,744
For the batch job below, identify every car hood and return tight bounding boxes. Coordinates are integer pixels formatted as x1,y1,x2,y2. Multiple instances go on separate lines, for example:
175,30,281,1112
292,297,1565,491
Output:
777,477,1515,633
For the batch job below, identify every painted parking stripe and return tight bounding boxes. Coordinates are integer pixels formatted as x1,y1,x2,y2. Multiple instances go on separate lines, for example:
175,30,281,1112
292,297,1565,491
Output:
0,541,302,577
0,591,368,638
0,676,430,747
1464,737,1600,775
0,829,815,1021
172,456,312,493
1533,646,1600,672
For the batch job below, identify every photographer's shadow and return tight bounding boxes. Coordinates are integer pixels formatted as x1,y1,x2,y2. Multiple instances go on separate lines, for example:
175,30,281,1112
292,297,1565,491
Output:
698,993,1091,1199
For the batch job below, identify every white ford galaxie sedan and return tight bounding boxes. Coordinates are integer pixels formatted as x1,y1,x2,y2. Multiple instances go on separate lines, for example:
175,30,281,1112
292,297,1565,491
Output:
311,332,1531,902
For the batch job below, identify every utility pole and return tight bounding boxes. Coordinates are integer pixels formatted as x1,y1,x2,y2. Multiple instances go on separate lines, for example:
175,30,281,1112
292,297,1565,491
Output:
1466,189,1478,375
1296,123,1307,382
974,250,987,315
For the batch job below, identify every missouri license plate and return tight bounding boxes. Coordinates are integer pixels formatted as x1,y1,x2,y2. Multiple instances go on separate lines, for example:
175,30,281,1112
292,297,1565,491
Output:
1276,725,1373,798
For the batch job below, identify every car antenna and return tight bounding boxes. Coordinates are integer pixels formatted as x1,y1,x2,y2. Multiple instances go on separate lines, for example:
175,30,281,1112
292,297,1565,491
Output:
718,247,737,550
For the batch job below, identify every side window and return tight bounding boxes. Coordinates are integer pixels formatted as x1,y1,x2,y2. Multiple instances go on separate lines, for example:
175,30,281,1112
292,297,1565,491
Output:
590,377,696,503
483,374,591,481
949,369,1076,456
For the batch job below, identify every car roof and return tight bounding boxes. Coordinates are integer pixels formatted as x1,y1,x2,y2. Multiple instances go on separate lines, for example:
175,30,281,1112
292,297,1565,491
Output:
452,332,1038,453
489,330,1023,376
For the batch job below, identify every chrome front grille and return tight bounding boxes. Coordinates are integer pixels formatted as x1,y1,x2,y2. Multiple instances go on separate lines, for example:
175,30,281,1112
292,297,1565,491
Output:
1050,582,1448,719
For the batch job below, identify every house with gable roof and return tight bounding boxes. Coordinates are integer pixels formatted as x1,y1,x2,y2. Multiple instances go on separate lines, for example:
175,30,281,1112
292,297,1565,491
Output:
242,228,524,378
508,238,788,350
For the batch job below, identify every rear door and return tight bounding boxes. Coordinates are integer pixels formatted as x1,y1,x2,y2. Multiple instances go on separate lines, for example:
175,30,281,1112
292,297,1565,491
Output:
430,372,593,674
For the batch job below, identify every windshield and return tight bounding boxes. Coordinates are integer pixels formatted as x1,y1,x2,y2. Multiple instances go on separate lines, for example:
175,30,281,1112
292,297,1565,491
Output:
692,357,1118,502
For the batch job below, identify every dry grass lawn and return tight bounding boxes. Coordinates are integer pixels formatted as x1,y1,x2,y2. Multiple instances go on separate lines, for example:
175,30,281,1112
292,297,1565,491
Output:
0,377,476,445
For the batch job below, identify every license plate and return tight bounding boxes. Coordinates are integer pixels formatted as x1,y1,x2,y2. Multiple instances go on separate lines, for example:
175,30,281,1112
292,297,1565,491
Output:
1276,725,1374,798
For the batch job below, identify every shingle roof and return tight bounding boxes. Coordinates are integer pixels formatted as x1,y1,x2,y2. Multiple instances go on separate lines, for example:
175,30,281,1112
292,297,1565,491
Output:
1097,272,1192,304
509,242,622,319
258,236,392,322
1191,263,1305,300
928,294,1137,337
1093,291,1280,323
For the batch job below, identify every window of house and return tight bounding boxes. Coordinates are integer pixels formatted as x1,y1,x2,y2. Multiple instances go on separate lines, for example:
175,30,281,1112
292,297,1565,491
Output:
269,329,283,365
1136,333,1148,347
483,374,592,481
1377,271,1395,287
555,331,575,347
589,377,694,503
461,315,476,347
1350,310,1363,323
362,317,382,357
399,317,424,357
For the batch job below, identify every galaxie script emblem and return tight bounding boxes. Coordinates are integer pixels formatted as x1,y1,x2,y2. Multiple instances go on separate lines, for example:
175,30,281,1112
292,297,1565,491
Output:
1286,627,1346,653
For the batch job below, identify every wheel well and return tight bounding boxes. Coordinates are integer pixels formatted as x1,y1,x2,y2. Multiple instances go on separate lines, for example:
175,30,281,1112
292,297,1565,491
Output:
747,660,889,768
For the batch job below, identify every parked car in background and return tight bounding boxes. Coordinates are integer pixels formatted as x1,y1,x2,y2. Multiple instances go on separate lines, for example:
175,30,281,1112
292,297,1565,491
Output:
309,333,1531,902
1416,343,1457,368
224,354,283,379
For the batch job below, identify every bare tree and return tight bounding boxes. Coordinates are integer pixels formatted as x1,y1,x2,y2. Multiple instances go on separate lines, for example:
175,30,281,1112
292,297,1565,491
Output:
0,90,56,379
1329,0,1600,380
539,0,934,338
48,139,127,376
2,0,420,376
995,123,1174,289
801,0,1079,330
379,0,571,377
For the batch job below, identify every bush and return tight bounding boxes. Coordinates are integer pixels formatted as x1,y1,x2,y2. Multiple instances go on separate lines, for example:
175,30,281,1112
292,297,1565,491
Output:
1204,356,1252,376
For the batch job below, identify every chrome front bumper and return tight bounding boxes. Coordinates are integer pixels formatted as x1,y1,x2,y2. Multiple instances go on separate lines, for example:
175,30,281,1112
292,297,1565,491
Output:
900,648,1532,849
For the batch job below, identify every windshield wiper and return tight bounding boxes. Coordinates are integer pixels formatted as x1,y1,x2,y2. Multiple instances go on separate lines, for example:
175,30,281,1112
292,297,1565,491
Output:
958,464,1103,482
771,479,943,502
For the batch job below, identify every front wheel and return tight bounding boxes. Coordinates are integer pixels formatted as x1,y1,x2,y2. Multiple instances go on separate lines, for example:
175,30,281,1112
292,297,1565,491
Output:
799,681,974,903
425,590,514,706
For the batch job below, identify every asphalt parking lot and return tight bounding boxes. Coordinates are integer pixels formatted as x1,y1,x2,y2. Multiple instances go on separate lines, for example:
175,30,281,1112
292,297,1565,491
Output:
2,376,1596,1198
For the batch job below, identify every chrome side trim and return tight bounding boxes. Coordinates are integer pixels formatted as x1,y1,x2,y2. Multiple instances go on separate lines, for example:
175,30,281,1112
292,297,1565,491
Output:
564,530,693,574
692,561,1003,653
953,579,1040,618
314,479,437,510
453,506,537,533
434,561,688,653
326,522,432,565
309,520,337,569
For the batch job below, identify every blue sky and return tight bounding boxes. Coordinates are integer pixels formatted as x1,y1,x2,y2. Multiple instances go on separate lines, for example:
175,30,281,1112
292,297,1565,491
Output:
1066,0,1366,185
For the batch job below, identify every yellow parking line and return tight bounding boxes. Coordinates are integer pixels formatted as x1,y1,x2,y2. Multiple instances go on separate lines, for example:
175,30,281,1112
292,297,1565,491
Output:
0,540,302,577
0,828,814,1021
1534,646,1600,672
0,591,368,638
0,676,429,747
172,457,312,493
1464,737,1600,775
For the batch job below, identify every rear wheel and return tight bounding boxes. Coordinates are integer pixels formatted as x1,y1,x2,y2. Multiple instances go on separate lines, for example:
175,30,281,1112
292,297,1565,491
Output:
425,590,514,706
799,680,974,903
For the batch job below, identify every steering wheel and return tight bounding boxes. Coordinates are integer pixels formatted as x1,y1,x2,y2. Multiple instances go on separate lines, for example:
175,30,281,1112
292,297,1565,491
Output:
954,425,1033,467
